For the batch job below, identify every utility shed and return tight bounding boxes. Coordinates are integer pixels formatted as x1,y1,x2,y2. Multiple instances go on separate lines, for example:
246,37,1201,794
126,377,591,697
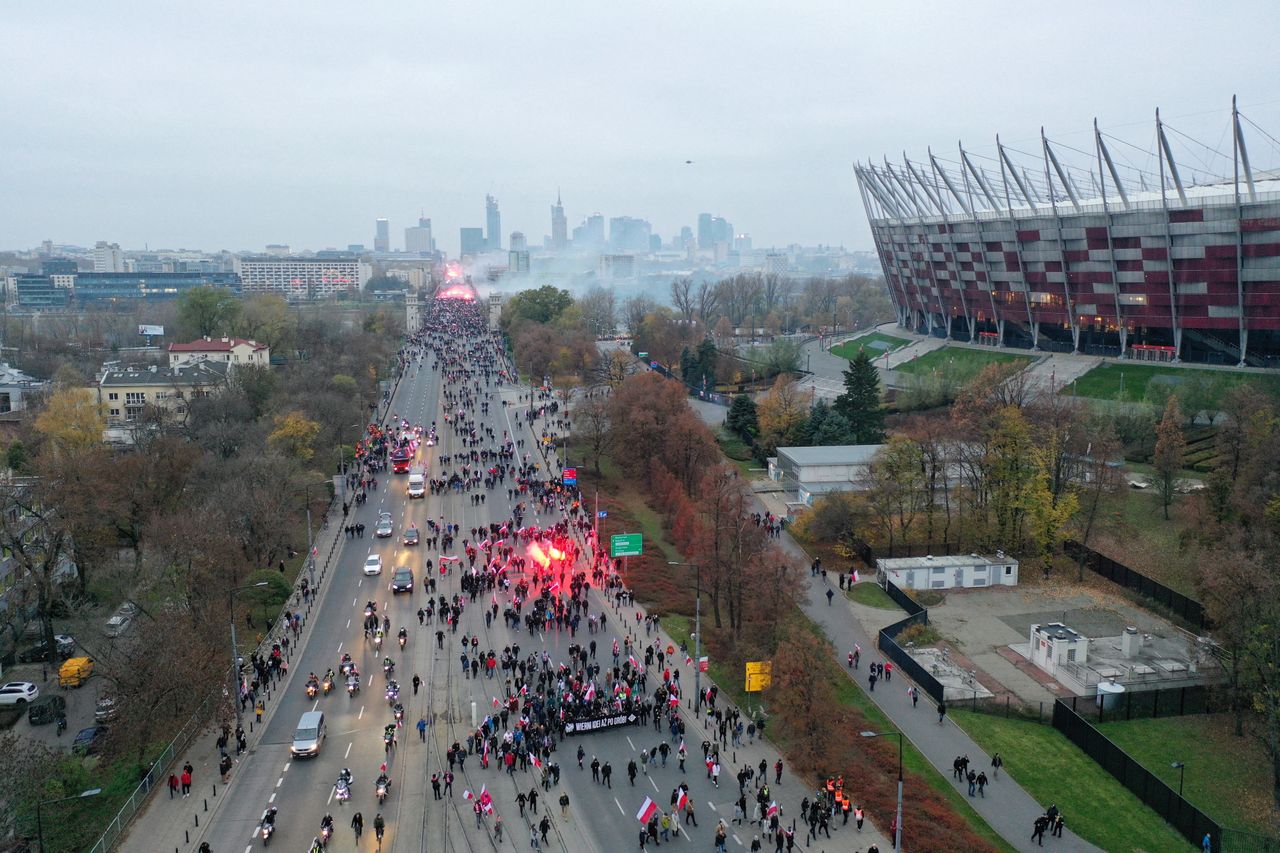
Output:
877,552,1019,590
767,444,884,505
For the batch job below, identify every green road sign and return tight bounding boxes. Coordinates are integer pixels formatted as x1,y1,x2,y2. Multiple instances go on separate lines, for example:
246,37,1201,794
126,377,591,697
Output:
610,533,643,558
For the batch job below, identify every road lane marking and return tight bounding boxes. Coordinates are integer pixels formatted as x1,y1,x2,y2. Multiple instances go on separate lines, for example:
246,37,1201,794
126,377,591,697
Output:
283,762,290,772
345,741,353,758
626,736,635,750
614,798,624,815
708,801,717,810
346,619,351,629
337,642,343,653
359,706,365,719
650,777,659,792
269,792,276,803
733,835,743,846
275,777,283,787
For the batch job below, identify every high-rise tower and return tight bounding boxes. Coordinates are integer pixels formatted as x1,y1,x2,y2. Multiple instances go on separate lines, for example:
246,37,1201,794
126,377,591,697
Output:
485,195,501,251
374,218,390,253
550,190,567,250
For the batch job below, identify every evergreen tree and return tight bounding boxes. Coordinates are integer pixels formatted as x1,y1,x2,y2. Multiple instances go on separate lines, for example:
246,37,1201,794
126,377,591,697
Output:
834,350,885,443
695,338,718,389
812,408,855,446
679,347,696,384
725,394,759,442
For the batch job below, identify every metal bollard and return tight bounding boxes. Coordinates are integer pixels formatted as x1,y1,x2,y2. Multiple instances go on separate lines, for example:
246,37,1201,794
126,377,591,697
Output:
185,831,189,844
194,814,198,826
204,799,208,811
213,783,217,797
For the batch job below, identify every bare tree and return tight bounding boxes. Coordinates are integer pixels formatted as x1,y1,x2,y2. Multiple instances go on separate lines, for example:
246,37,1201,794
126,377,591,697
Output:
670,278,695,324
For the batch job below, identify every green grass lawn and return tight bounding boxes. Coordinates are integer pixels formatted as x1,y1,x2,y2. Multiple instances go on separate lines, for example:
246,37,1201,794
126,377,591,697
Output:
1097,714,1276,836
847,582,899,609
895,346,1035,380
1088,487,1200,596
1064,361,1280,405
716,429,759,478
831,332,911,360
951,711,1193,852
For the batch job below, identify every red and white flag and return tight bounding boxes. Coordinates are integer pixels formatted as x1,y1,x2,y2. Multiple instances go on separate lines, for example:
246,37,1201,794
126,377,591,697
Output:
636,797,659,823
463,789,475,801
852,569,860,583
440,555,460,562
766,801,780,819
584,682,596,702
684,654,693,667
492,696,501,708
531,755,543,769
628,654,639,669
676,790,689,811
668,692,680,706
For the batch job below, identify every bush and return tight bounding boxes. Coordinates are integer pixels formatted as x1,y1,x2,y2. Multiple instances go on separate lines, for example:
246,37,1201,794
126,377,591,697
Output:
896,621,941,646
0,706,23,729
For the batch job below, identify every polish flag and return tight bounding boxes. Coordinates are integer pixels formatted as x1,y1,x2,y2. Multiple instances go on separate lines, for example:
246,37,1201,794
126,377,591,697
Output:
676,789,689,811
852,569,860,584
685,654,693,667
636,797,659,823
766,801,780,819
463,789,475,801
612,640,620,656
492,696,501,708
440,555,460,562
628,654,639,669
678,740,686,754
668,692,681,706
531,755,543,769
584,682,596,702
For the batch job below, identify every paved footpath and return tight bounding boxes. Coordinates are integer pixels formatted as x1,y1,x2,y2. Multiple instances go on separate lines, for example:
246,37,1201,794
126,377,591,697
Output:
688,397,1104,853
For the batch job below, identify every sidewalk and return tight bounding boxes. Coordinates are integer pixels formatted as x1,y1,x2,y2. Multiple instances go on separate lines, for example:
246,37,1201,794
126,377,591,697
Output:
114,504,350,853
793,552,1103,852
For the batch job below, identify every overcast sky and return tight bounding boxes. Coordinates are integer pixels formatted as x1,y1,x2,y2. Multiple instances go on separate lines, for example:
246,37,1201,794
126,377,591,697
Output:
4,1,1279,256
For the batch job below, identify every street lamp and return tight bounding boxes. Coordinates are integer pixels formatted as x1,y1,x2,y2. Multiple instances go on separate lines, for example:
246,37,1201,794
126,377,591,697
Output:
1171,761,1186,797
296,480,331,586
667,561,703,711
229,582,270,730
38,788,101,851
861,730,903,851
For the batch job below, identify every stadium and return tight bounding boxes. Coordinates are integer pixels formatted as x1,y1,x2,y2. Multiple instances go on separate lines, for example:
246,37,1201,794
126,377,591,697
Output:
856,98,1280,366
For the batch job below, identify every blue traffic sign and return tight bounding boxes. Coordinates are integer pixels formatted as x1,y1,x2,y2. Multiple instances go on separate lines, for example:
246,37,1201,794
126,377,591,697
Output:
597,511,608,519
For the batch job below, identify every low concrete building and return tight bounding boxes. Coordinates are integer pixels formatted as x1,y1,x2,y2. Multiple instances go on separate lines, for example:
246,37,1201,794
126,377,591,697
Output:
767,444,884,505
877,553,1019,591
1029,622,1090,676
0,363,46,416
168,336,271,370
95,361,230,426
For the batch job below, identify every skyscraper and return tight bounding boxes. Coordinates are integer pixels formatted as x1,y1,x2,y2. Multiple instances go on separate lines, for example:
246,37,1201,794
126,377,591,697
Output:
374,218,390,253
550,190,567,250
405,217,434,254
460,227,486,257
485,195,501,251
697,214,733,250
509,231,527,252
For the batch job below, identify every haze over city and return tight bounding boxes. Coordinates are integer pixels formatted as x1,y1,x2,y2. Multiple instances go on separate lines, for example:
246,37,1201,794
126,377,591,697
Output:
5,1,1279,255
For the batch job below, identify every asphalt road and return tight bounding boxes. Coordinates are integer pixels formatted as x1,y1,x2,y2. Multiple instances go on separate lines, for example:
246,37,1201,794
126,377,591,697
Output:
200,321,813,853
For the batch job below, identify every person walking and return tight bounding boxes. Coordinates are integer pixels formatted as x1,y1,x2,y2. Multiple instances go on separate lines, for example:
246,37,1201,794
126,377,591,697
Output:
181,764,193,797
684,796,698,827
374,813,385,847
825,588,834,605
1031,815,1048,846
559,792,570,819
774,760,783,785
991,752,1003,778
412,674,421,694
351,812,364,840
168,774,179,799
418,717,428,741
937,700,947,725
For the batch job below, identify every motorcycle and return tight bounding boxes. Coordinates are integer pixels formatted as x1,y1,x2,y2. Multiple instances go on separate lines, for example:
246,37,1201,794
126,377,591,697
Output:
306,681,319,699
376,779,389,804
398,634,407,650
319,823,333,847
334,781,350,803
373,635,383,650
386,683,400,704
261,806,278,845
322,677,333,696
393,704,405,724
383,729,395,752
383,660,395,676
347,680,359,697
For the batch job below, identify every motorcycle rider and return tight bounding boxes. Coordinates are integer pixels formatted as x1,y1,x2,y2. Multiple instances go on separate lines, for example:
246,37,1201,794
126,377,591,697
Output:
398,626,408,648
383,655,395,675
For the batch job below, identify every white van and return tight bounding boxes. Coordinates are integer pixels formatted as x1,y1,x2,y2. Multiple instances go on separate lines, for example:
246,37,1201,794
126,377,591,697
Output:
290,710,326,757
407,470,426,499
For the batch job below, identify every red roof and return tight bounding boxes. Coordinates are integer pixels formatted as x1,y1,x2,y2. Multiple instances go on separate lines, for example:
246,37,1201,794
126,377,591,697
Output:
169,337,268,353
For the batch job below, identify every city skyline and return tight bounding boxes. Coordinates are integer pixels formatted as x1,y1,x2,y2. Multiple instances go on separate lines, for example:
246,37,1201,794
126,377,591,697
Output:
4,3,1276,257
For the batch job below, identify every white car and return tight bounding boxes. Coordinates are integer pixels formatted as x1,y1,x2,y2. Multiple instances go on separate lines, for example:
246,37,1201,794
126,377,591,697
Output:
0,681,39,706
363,554,384,576
104,614,132,638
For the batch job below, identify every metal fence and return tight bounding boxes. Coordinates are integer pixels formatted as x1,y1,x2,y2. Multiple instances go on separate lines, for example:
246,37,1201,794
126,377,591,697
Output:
1052,698,1221,852
875,577,946,704
1063,539,1210,630
1059,684,1229,725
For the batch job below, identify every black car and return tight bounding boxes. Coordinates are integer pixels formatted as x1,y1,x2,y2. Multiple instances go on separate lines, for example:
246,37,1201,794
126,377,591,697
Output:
17,635,75,663
27,695,66,726
390,567,414,594
72,725,108,756
402,527,420,546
